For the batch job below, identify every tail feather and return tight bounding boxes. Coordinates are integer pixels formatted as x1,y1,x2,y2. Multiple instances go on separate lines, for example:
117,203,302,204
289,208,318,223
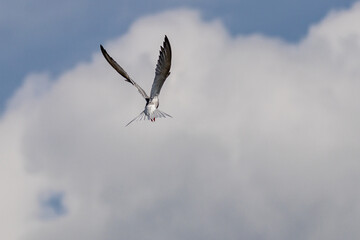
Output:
153,109,172,119
125,111,146,127
125,109,172,126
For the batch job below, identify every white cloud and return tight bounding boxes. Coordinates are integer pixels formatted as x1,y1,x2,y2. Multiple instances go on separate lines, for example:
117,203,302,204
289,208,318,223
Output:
1,4,360,240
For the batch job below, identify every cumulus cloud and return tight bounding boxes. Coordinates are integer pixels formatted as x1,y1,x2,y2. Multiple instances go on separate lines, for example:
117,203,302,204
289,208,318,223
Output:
1,4,360,240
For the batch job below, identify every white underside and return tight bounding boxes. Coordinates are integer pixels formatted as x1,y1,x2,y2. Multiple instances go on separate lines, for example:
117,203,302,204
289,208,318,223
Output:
125,96,172,126
145,103,157,119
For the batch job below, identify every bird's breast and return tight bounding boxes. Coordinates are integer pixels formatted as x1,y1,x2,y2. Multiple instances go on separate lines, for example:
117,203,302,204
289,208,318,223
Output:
145,96,159,116
145,102,156,116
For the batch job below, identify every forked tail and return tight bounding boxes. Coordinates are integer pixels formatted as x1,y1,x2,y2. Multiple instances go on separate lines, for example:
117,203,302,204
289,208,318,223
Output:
152,109,172,119
125,109,172,127
125,111,146,127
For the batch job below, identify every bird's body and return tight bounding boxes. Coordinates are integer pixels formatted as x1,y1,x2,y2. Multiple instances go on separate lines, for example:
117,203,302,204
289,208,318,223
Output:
146,96,159,121
100,36,172,126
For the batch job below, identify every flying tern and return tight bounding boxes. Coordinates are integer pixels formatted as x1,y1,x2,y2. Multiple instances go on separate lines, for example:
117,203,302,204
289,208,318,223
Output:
100,35,172,126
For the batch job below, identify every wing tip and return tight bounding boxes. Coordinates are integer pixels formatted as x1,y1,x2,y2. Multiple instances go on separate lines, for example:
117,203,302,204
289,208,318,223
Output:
163,35,171,57
164,35,170,46
100,44,108,57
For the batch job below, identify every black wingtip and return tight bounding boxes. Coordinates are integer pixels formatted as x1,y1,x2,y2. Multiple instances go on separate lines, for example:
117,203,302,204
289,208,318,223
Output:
100,45,108,58
100,44,106,52
163,35,171,57
164,35,171,50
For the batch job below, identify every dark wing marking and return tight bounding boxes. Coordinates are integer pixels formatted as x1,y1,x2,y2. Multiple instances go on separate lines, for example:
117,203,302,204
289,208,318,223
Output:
100,45,149,99
150,35,172,99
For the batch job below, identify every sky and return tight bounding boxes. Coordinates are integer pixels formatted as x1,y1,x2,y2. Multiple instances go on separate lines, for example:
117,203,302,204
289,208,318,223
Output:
0,0,356,111
1,1,360,240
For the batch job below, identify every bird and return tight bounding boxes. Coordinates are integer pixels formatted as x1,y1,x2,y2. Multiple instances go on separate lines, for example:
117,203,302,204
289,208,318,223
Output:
100,35,172,126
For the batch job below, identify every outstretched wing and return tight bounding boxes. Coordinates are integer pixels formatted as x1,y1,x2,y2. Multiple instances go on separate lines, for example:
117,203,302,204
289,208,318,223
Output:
150,35,172,99
100,45,149,99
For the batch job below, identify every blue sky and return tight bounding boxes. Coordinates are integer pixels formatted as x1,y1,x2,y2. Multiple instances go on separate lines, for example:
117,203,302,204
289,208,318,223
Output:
0,0,356,111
